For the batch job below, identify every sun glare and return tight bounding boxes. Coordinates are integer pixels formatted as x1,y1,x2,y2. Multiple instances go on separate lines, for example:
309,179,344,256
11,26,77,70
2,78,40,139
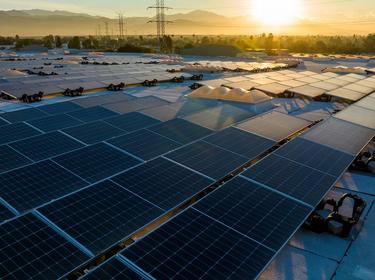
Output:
251,0,302,26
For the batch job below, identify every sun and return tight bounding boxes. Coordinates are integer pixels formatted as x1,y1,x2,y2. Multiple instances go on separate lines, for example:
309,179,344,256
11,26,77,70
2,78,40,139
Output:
251,0,302,26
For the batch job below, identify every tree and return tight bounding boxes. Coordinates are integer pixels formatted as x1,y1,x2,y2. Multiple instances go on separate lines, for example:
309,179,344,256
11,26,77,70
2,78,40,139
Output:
68,36,81,49
55,36,62,48
43,35,55,49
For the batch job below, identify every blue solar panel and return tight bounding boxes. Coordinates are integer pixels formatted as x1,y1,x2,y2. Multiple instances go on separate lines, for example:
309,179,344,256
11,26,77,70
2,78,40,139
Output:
0,203,14,223
53,143,142,183
0,122,41,145
39,180,164,254
0,145,31,174
0,160,88,212
166,141,248,180
194,177,312,250
121,208,274,280
37,101,83,115
108,129,181,160
0,213,89,279
63,121,125,145
148,118,212,144
104,112,161,132
10,131,84,161
275,138,355,177
0,108,48,123
81,258,145,280
0,118,8,127
67,106,119,122
242,154,337,206
204,127,276,159
26,114,84,132
112,157,213,211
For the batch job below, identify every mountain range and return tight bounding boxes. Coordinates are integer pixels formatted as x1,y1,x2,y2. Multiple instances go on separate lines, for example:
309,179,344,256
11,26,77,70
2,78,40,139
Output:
0,9,373,36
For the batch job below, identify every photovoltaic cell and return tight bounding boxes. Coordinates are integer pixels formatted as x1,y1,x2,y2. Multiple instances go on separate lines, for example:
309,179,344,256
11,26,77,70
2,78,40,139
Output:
53,143,141,183
10,131,84,161
112,157,213,211
0,118,8,127
121,208,274,280
242,154,337,206
148,119,212,144
204,127,275,159
334,105,375,130
166,141,248,180
63,121,125,144
81,258,145,280
0,213,89,279
108,129,181,160
67,106,119,122
39,180,163,254
104,112,161,132
1,108,48,123
0,203,14,223
194,177,312,250
0,160,88,212
0,122,41,145
0,145,31,174
26,114,84,132
37,101,83,115
275,138,355,177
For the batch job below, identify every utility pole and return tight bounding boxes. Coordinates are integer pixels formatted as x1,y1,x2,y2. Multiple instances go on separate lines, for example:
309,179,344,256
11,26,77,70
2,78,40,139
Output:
148,0,172,52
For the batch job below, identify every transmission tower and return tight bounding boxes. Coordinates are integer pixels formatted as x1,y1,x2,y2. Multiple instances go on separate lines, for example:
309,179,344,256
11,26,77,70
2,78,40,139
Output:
118,13,125,40
105,22,109,37
148,0,172,51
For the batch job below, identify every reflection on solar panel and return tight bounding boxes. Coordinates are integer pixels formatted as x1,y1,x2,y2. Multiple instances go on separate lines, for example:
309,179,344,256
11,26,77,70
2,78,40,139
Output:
0,203,14,223
310,81,339,91
194,177,312,250
279,80,306,88
254,83,291,95
37,101,83,115
104,112,161,132
302,118,375,155
121,208,274,280
356,96,375,111
1,108,47,123
0,213,89,279
242,154,337,206
108,129,181,160
288,85,326,98
225,80,259,90
276,138,355,177
148,118,212,144
73,94,135,108
0,122,41,145
10,131,84,161
112,157,213,211
0,145,31,173
63,121,125,144
103,97,169,114
39,180,163,254
166,141,248,179
26,113,84,132
204,127,275,158
343,84,373,94
68,106,119,122
80,257,145,280
326,88,366,101
53,143,141,183
236,111,311,141
334,105,375,129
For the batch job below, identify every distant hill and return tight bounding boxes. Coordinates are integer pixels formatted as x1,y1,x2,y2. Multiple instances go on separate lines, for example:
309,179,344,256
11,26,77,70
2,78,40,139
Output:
0,9,373,36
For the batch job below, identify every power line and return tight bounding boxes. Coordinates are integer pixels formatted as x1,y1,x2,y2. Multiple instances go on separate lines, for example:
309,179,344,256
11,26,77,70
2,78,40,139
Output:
148,0,173,51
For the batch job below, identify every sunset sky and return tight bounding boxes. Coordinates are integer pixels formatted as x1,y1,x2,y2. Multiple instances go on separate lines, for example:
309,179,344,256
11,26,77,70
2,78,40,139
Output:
0,0,374,23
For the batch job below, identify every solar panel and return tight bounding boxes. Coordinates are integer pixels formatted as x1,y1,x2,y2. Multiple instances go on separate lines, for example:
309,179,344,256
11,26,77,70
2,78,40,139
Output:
275,138,355,177
53,143,141,183
288,85,326,98
334,105,375,129
199,79,227,87
104,112,161,132
68,106,119,122
279,80,306,88
224,80,259,90
204,127,275,159
343,84,373,94
148,118,212,144
242,154,337,206
326,88,366,101
356,96,375,111
121,208,274,280
325,78,351,86
302,118,375,155
39,180,163,254
0,145,31,174
80,257,145,280
37,101,83,115
112,157,213,211
296,77,321,84
1,108,48,123
0,203,14,223
194,177,312,250
309,81,339,91
236,111,311,141
0,213,90,279
103,97,169,114
0,118,9,127
0,122,41,145
166,141,248,180
73,94,135,108
254,83,291,95
108,129,181,160
26,113,84,132
63,121,125,145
